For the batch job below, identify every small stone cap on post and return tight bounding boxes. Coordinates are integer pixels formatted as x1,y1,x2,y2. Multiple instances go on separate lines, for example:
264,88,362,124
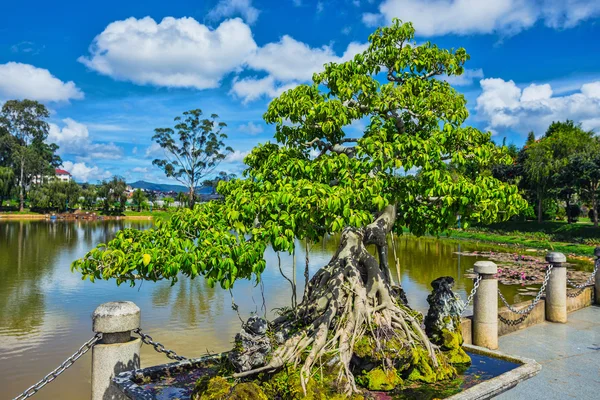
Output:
594,247,600,258
93,301,140,334
545,252,566,264
474,261,497,275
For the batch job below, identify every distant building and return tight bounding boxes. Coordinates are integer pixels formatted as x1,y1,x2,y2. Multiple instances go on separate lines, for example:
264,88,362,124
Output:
32,168,72,184
55,169,72,182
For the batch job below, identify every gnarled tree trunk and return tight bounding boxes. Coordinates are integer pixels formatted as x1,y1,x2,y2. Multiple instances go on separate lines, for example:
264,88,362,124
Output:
233,205,444,394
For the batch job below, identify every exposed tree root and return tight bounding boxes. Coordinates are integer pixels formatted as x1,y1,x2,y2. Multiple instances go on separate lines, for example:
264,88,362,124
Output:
233,206,443,395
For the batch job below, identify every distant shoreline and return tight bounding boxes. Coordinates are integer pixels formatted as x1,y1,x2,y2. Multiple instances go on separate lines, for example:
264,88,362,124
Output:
0,213,154,221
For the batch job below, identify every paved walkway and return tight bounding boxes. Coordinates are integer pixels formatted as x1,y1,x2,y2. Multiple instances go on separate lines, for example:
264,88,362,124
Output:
496,306,600,400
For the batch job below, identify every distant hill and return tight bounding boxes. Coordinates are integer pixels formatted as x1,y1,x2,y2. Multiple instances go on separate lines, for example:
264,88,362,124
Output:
128,181,213,194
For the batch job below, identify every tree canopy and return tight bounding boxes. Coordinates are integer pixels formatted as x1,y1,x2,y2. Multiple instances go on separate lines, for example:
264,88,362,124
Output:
152,109,233,208
73,20,524,289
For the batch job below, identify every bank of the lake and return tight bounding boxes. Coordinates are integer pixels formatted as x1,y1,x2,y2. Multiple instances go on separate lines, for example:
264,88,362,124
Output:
440,220,600,257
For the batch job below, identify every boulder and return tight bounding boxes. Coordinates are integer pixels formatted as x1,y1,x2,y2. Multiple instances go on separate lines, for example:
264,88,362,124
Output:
228,316,272,372
424,276,470,365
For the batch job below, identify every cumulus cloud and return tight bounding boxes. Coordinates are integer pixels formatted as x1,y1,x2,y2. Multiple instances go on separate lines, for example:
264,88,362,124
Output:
207,0,260,25
475,78,600,135
366,0,600,36
79,17,257,89
238,121,264,135
61,161,111,182
0,62,83,102
231,38,368,102
48,118,123,160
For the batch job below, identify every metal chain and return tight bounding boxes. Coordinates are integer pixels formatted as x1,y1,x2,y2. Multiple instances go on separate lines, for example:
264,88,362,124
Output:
498,264,553,326
567,287,588,298
13,334,102,400
134,328,187,361
567,258,599,289
458,275,482,315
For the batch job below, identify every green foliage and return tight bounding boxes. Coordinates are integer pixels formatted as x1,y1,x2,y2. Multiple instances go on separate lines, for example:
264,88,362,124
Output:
73,20,524,289
131,189,146,212
81,184,98,210
97,176,127,215
0,166,14,204
29,180,81,212
152,109,233,208
356,367,402,391
0,99,60,211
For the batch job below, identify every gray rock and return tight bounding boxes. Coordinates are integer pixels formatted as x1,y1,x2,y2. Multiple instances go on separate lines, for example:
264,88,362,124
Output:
424,276,462,343
228,316,272,372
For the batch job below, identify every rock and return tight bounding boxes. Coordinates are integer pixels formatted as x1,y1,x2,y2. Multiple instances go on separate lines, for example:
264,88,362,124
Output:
424,276,470,365
228,316,272,373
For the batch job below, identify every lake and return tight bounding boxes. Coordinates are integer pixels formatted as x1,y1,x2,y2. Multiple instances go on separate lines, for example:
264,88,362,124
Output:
0,219,551,399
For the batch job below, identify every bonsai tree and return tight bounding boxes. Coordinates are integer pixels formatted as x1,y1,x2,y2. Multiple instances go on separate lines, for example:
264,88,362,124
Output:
73,20,524,396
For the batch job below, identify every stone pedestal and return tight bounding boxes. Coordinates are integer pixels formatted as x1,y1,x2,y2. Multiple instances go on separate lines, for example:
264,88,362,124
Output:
545,252,567,323
472,261,498,350
92,301,142,400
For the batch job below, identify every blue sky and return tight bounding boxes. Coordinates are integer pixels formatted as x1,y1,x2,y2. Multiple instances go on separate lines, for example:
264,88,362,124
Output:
1,0,600,183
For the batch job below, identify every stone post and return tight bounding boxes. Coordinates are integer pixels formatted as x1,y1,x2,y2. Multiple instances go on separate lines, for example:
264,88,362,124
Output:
472,261,498,350
545,252,567,323
92,301,142,400
595,247,600,305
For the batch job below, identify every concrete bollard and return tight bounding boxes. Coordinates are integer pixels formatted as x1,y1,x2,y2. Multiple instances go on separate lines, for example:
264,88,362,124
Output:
545,252,567,323
594,247,600,305
92,301,142,400
472,261,498,350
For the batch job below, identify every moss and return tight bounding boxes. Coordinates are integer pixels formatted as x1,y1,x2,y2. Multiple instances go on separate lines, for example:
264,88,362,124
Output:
193,376,232,400
228,382,268,400
441,329,471,365
357,367,402,391
404,347,456,384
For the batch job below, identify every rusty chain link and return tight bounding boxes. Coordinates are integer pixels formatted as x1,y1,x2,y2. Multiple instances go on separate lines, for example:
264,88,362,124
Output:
12,333,102,400
134,328,188,361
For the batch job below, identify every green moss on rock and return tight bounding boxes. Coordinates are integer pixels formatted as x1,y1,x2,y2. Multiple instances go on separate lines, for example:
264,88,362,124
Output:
357,367,402,391
228,383,268,400
441,329,471,365
193,376,232,400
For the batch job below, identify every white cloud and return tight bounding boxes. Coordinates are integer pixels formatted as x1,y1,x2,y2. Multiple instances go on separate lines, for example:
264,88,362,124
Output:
132,167,148,173
443,68,484,86
317,1,325,13
145,143,164,158
132,147,138,155
232,37,368,102
225,150,251,162
0,62,83,102
366,0,600,37
79,17,257,89
48,118,123,160
238,121,264,135
207,0,260,25
61,161,111,182
476,78,600,135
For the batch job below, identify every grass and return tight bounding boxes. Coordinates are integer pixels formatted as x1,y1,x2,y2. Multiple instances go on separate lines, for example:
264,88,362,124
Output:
0,208,43,215
123,210,175,222
440,219,600,257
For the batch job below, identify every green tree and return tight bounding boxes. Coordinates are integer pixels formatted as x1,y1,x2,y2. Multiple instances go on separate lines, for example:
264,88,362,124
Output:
163,196,174,210
560,146,600,226
0,100,54,211
81,184,98,210
131,189,146,212
152,110,233,208
0,166,14,207
29,180,81,212
176,191,188,208
74,21,525,395
98,176,127,214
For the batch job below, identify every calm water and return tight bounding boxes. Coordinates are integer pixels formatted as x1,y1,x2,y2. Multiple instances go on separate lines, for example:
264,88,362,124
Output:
0,220,543,399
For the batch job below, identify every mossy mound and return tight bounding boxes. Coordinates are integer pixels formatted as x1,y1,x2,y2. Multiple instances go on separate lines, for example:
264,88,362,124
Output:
192,376,268,400
405,347,456,384
356,367,403,391
440,329,470,365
